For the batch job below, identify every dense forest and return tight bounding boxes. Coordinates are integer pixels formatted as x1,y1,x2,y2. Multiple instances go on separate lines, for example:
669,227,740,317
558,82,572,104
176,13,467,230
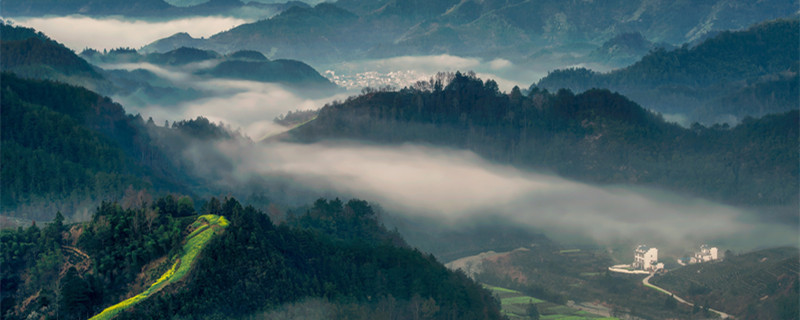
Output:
285,72,799,216
0,72,244,221
0,23,110,93
1,196,502,320
536,18,800,124
1,72,152,220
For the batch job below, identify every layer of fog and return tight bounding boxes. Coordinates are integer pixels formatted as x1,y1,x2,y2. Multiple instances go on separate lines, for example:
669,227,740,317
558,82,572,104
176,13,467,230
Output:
101,54,578,140
5,16,249,52
102,61,352,139
198,140,797,255
100,55,759,255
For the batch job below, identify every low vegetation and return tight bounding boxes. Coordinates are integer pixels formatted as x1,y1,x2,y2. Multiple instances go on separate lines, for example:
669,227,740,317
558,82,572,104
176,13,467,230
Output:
484,284,616,320
651,247,799,319
474,245,698,319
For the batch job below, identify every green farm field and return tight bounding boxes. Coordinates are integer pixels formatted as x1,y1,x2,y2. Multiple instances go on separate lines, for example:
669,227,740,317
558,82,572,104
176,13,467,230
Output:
484,284,618,320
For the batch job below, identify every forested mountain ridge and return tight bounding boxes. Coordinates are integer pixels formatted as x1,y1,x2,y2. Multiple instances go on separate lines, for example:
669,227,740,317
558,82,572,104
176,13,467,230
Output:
536,18,800,124
0,23,195,106
284,72,799,215
1,196,503,320
0,73,185,221
0,72,251,221
2,23,337,110
140,0,798,66
82,46,339,92
0,23,111,93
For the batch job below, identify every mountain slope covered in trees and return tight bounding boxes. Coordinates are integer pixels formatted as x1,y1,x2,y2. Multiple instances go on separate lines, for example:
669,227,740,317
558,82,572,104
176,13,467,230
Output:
1,73,161,220
284,72,799,215
536,18,800,124
0,23,111,93
1,196,503,320
0,72,250,221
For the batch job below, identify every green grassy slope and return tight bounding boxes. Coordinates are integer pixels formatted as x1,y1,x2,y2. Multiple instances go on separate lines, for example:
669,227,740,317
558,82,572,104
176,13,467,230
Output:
89,214,229,320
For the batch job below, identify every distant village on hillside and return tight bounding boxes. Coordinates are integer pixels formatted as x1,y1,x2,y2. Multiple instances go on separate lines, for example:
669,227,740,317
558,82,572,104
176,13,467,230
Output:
609,244,721,274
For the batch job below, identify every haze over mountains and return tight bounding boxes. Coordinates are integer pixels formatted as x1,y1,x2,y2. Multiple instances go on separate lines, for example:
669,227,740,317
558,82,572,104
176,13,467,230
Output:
1,1,798,320
138,0,798,68
1,0,310,19
537,19,799,124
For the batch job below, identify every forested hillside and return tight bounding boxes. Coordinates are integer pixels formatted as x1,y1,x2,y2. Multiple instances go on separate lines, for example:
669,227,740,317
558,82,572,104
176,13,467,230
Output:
0,23,111,93
537,19,800,124
1,196,502,320
285,72,799,214
0,73,240,220
1,73,153,220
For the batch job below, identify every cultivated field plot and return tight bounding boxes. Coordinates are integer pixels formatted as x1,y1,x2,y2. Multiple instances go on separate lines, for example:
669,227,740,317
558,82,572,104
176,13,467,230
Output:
484,284,618,320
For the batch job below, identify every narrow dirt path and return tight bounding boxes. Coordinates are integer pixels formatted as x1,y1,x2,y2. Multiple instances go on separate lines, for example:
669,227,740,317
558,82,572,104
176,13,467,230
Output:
62,245,90,260
61,245,92,274
642,273,733,319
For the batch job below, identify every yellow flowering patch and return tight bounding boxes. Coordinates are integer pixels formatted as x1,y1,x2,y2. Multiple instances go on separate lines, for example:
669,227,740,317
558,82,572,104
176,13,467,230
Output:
89,215,228,320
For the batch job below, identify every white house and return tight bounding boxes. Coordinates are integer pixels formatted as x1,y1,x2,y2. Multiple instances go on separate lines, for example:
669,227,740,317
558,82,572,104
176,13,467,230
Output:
632,245,659,271
693,245,719,263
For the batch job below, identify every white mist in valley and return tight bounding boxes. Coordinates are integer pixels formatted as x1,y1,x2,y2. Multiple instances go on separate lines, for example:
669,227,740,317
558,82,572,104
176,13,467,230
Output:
98,61,352,139
95,58,795,254
197,140,797,253
6,16,249,52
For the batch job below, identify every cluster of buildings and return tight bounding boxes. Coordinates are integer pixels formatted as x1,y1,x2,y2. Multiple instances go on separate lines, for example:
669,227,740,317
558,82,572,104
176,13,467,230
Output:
677,244,719,266
324,70,428,90
609,244,720,274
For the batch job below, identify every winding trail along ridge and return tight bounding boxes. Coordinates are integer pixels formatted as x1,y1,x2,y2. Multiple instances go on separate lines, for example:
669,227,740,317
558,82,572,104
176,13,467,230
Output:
89,215,229,320
642,273,733,319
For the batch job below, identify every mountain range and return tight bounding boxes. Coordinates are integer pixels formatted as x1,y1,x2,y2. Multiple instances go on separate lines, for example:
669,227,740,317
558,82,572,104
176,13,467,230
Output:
1,22,338,109
537,18,799,124
139,0,799,67
1,11,798,320
82,46,339,92
1,0,310,19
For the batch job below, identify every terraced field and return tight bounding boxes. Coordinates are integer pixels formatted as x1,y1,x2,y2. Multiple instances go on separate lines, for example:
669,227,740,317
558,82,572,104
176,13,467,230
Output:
89,215,229,320
484,284,618,320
